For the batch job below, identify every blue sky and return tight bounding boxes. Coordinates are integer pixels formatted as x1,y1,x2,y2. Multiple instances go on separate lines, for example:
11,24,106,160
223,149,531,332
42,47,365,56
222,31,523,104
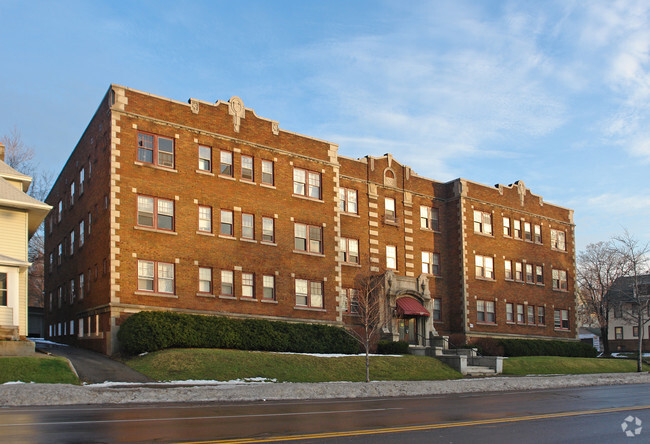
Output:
1,0,649,251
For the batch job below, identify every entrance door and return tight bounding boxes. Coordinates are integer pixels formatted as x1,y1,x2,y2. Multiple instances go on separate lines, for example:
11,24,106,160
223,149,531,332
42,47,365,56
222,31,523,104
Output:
398,318,418,345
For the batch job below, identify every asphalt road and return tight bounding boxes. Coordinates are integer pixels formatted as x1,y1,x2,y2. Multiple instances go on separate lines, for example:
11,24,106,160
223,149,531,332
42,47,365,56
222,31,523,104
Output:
1,384,649,443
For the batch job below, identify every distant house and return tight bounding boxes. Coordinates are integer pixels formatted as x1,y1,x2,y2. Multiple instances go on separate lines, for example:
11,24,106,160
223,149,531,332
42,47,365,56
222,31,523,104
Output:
0,143,51,340
578,327,602,352
606,274,650,352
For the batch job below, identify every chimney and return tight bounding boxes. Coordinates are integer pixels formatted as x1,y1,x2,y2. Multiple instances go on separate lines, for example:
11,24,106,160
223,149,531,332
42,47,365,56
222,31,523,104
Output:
0,142,5,162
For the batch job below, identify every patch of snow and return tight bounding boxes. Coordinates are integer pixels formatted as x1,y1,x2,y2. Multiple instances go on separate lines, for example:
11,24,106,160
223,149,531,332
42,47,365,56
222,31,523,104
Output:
85,377,278,388
28,338,69,347
138,352,148,357
269,352,403,358
2,381,26,385
611,352,650,358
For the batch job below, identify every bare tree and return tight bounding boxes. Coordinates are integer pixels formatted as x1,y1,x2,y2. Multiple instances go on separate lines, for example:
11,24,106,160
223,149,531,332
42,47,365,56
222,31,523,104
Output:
577,241,628,355
1,127,53,308
345,272,389,382
612,231,650,372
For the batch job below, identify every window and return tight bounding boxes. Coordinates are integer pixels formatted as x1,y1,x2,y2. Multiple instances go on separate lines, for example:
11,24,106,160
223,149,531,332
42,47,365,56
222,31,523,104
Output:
342,288,359,314
551,229,566,251
137,260,174,294
295,279,323,308
525,264,534,283
79,221,85,247
57,200,62,222
552,269,568,290
221,210,234,236
633,326,639,337
57,243,63,265
504,260,512,280
477,300,495,323
199,267,212,293
137,133,174,168
69,231,75,256
615,326,623,340
242,272,254,298
475,255,494,279
554,309,570,330
420,206,439,231
524,222,532,241
515,262,523,281
70,182,75,206
221,270,233,296
513,219,522,239
503,217,511,236
506,303,514,322
294,223,322,253
48,253,53,273
433,298,441,321
198,146,211,171
339,238,359,264
422,252,440,275
537,306,545,325
0,273,6,306
220,151,233,176
293,168,321,199
473,210,492,235
262,217,275,242
535,265,544,284
261,160,274,185
79,168,85,195
263,275,275,300
137,196,174,230
339,188,358,214
386,245,397,270
79,274,84,300
88,212,92,235
385,197,396,221
534,224,542,243
517,304,525,324
527,306,535,324
241,155,254,181
198,206,212,232
241,213,255,239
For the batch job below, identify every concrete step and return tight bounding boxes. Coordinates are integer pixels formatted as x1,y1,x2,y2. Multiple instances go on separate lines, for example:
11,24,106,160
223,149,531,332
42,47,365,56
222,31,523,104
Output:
465,365,496,376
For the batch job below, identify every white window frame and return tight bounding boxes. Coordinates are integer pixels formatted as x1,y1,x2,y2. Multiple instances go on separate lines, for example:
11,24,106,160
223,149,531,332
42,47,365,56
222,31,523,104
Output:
386,245,397,270
198,205,212,233
475,255,494,279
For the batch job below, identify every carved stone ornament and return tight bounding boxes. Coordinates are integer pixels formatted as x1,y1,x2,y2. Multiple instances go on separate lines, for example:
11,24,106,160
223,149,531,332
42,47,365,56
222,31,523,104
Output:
515,180,526,207
190,99,199,114
228,96,246,132
272,121,279,135
384,168,396,187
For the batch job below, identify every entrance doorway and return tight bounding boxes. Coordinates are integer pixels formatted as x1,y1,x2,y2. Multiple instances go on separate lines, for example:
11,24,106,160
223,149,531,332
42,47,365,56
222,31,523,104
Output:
398,317,424,345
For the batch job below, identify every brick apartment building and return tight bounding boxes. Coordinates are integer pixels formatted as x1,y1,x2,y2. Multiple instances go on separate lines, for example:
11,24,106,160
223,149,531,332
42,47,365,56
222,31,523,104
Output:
44,85,577,355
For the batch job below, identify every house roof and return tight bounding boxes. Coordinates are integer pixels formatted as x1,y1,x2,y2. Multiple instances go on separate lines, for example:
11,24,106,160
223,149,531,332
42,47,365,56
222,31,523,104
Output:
0,253,30,268
0,160,32,189
0,175,51,236
605,274,650,303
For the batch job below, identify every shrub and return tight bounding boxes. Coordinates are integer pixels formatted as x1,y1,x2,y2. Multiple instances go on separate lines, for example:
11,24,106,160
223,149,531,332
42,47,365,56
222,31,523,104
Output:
376,340,410,355
117,311,358,355
498,339,597,358
471,338,504,356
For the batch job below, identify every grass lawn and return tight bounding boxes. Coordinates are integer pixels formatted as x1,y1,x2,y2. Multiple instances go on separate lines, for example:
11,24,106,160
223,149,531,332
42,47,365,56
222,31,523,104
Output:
124,348,463,382
503,356,650,375
0,356,80,384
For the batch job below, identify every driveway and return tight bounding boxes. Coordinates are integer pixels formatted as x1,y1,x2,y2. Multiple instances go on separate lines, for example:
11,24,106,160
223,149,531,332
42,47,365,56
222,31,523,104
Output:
34,340,152,384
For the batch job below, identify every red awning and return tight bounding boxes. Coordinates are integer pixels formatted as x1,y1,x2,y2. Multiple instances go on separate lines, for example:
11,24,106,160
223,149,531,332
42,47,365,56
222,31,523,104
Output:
396,298,430,317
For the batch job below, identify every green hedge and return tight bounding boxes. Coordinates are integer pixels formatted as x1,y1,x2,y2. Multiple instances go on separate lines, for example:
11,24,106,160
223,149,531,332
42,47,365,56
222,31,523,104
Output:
476,338,597,358
376,340,410,355
117,311,359,355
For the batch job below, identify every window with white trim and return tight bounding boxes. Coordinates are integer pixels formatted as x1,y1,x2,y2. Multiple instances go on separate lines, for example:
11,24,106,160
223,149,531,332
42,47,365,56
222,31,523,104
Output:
261,160,274,185
477,300,495,323
293,168,321,199
517,304,525,324
422,252,440,275
525,263,534,283
513,219,522,239
198,206,212,232
503,217,511,236
535,265,544,284
433,298,441,321
552,269,568,290
198,146,212,172
221,270,233,296
420,206,439,231
220,150,233,176
385,197,396,221
262,217,274,242
242,272,254,298
221,210,234,236
138,132,174,168
340,238,359,264
386,245,397,270
537,306,545,325
550,229,566,251
339,188,358,214
137,260,174,294
241,155,254,181
0,273,7,306
199,267,212,293
137,196,174,230
341,288,359,314
506,303,514,322
527,305,535,324
294,223,322,253
242,213,254,239
475,255,494,279
534,224,542,243
473,210,492,235
524,222,532,241
263,275,275,300
295,279,323,308
515,261,523,281
554,309,569,330
504,260,512,280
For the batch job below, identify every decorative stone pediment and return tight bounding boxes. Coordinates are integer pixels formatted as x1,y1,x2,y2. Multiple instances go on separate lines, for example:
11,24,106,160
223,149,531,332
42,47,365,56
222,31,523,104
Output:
228,96,246,132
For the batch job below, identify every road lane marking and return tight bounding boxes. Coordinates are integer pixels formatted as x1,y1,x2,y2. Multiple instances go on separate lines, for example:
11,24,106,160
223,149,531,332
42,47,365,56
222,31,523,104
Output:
0,407,402,427
177,404,650,443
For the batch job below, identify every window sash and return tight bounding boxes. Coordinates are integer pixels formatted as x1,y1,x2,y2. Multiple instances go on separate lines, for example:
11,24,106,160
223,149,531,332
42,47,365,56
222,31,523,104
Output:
503,217,511,236
385,198,396,217
293,168,306,195
221,270,234,295
221,210,234,236
517,304,524,323
261,160,274,185
386,245,397,269
263,275,275,300
433,298,441,320
198,146,211,171
138,260,155,292
220,151,233,176
527,306,535,324
506,303,514,322
537,307,545,325
198,206,212,232
504,260,512,280
241,156,254,181
242,272,254,298
199,267,212,293
242,213,254,239
262,217,274,242
308,172,321,198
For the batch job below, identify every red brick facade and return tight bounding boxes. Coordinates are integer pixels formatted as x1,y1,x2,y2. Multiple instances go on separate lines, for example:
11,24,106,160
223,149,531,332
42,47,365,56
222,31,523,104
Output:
44,85,577,355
